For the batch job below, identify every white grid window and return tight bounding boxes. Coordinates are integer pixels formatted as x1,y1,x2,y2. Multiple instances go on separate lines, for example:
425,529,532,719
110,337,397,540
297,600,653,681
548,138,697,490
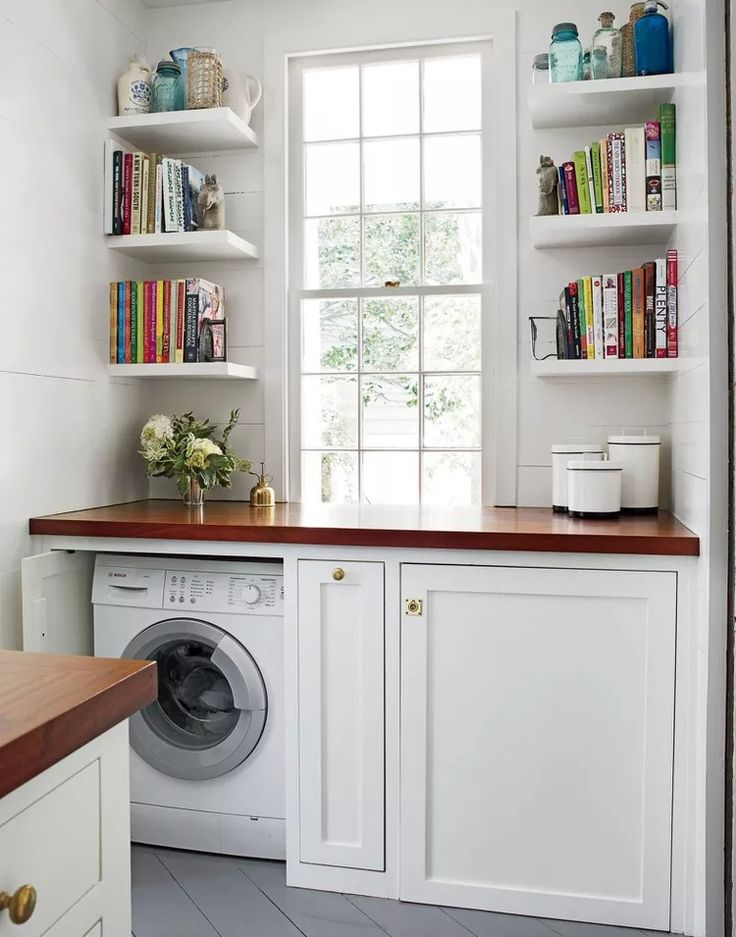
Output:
290,42,490,506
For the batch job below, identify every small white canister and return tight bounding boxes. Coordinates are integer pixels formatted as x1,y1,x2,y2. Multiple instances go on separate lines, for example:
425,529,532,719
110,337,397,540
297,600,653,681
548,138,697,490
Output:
607,435,661,514
551,444,604,512
567,460,623,519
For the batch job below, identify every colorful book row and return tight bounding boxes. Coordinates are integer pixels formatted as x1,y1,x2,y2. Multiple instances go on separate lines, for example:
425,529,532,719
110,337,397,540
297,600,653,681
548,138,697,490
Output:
556,251,677,361
104,144,207,236
557,103,676,216
108,278,225,364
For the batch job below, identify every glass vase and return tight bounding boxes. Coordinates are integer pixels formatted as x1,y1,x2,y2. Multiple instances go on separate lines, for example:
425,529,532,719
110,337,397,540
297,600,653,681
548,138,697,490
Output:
549,23,583,83
183,477,205,506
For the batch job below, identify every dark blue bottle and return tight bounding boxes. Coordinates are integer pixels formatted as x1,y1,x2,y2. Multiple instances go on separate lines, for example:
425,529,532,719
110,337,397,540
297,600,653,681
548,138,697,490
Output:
634,0,673,75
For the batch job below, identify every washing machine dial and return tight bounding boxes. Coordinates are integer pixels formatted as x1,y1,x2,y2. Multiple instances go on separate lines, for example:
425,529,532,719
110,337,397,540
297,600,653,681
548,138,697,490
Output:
241,584,262,605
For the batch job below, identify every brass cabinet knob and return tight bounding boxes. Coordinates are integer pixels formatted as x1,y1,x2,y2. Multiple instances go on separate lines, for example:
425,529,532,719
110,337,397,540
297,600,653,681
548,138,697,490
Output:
332,567,345,581
0,885,37,925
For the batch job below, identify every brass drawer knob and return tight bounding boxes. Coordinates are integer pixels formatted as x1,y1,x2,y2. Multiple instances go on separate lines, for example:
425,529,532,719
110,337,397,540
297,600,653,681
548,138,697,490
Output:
0,885,37,925
332,568,345,581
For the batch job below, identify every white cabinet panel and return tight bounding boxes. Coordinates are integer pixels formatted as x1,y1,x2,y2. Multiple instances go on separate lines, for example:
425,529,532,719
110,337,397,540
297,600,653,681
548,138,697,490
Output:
21,551,94,655
297,560,385,871
400,564,676,929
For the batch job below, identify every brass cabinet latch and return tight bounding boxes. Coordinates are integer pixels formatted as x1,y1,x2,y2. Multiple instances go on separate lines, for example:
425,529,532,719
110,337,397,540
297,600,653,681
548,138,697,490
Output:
404,598,423,616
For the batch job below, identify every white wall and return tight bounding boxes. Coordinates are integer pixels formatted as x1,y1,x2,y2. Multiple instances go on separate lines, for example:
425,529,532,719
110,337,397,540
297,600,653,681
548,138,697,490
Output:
0,0,151,648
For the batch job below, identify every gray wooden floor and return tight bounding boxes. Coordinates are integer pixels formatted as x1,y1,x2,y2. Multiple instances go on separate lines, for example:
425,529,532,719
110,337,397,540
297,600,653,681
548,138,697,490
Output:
132,845,670,937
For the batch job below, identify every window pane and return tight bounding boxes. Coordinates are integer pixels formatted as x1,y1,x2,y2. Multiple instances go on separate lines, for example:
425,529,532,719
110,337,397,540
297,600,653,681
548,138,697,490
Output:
424,211,482,285
424,134,481,209
302,299,358,372
364,137,420,213
362,375,419,448
305,142,360,216
362,298,419,371
423,55,481,132
422,451,481,505
304,66,359,141
423,374,481,447
302,375,358,448
423,295,481,370
364,213,420,286
302,451,358,503
362,61,419,136
362,451,419,504
305,217,361,289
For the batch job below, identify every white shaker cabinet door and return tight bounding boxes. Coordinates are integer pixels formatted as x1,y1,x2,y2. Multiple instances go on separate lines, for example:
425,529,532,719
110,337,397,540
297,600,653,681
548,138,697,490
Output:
297,560,385,871
400,564,676,930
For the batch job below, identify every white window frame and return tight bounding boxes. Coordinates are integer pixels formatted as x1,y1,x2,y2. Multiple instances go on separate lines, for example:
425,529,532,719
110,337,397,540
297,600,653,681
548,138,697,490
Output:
280,33,517,506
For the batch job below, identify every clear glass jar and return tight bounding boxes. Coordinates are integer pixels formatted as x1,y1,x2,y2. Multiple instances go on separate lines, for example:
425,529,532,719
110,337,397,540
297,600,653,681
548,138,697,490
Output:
152,60,184,112
592,11,623,78
532,53,550,84
583,49,592,80
549,23,583,83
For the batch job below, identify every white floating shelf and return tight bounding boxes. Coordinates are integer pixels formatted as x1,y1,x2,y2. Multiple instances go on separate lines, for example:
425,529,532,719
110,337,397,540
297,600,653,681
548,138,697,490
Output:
531,358,679,378
106,230,258,263
108,362,258,380
107,107,258,154
529,211,678,249
529,73,698,130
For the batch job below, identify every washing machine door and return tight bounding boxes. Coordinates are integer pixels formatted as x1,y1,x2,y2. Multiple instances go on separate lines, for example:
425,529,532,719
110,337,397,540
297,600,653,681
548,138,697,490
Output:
124,618,267,780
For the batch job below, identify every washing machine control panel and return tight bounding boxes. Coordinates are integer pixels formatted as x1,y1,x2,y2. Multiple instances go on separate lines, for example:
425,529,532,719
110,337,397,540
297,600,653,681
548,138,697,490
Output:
164,571,283,615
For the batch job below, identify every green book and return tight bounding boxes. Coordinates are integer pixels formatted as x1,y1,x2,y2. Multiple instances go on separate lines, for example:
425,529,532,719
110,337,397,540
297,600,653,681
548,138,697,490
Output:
624,270,633,358
572,151,592,214
129,282,138,364
658,103,676,210
590,142,604,213
136,282,145,363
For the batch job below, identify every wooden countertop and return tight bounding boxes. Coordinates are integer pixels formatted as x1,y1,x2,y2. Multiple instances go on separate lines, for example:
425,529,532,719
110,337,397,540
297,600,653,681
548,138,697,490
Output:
0,651,156,799
29,499,699,556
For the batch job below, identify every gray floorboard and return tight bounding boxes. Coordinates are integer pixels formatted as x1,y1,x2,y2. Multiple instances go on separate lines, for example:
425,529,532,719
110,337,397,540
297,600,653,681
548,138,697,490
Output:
238,857,387,937
542,921,650,937
348,894,475,937
131,847,220,937
444,906,558,937
157,848,305,937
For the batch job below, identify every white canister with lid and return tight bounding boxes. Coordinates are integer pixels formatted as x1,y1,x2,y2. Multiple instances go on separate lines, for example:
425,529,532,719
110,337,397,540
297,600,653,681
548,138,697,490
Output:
551,444,604,512
607,434,661,513
567,460,623,518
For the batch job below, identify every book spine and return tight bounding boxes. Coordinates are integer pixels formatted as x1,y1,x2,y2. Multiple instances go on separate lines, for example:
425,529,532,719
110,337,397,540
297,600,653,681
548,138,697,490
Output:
140,157,150,235
131,153,142,235
112,150,123,235
567,287,581,358
643,261,656,357
136,281,144,363
129,280,138,363
655,258,668,357
607,132,627,212
154,162,163,234
117,282,125,364
600,137,610,213
617,273,625,355
123,281,132,363
624,270,633,358
667,249,678,357
659,103,677,211
184,281,199,362
573,282,587,359
580,278,594,359
162,281,171,362
602,274,619,358
585,146,597,214
142,281,150,363
557,166,568,215
573,151,592,214
632,266,645,358
591,275,604,360
176,280,186,362
146,154,158,234
561,290,574,358
122,152,133,235
562,163,580,215
174,160,186,232
109,283,117,363
155,281,164,363
624,126,646,214
645,121,662,212
182,165,193,231
591,142,603,213
162,159,177,233
147,281,156,363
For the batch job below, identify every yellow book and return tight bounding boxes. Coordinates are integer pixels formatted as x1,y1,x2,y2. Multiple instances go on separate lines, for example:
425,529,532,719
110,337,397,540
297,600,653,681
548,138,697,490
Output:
583,276,595,359
155,280,164,363
109,282,117,363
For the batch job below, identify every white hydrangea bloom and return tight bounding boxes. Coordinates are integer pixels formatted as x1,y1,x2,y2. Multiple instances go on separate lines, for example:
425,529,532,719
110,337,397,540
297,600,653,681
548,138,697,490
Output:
192,438,222,457
140,414,174,450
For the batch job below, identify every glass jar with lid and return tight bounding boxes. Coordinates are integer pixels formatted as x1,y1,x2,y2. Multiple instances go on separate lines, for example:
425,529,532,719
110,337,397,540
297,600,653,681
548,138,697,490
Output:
591,12,623,78
549,23,583,83
531,53,550,84
152,59,184,112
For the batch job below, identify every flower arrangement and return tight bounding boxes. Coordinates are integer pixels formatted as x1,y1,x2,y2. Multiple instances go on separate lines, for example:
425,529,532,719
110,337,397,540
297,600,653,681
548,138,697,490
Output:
139,409,251,504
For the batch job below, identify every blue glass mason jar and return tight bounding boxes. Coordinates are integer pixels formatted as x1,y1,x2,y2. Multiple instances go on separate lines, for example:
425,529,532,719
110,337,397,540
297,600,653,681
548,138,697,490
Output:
549,23,584,82
152,60,185,112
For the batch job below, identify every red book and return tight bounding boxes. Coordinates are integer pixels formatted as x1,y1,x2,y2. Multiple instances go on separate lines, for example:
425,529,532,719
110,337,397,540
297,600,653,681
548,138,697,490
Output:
122,153,133,235
162,281,171,362
617,273,626,355
142,281,150,363
176,280,185,360
667,249,678,357
148,281,157,363
561,162,580,215
123,281,132,363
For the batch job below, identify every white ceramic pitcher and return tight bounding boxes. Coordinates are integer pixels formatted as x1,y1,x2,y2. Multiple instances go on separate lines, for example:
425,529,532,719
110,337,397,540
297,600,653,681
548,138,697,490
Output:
222,71,262,126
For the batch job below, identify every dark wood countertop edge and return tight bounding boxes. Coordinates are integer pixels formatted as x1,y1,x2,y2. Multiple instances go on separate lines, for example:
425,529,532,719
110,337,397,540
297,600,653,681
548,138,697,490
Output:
0,661,157,800
29,517,700,557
